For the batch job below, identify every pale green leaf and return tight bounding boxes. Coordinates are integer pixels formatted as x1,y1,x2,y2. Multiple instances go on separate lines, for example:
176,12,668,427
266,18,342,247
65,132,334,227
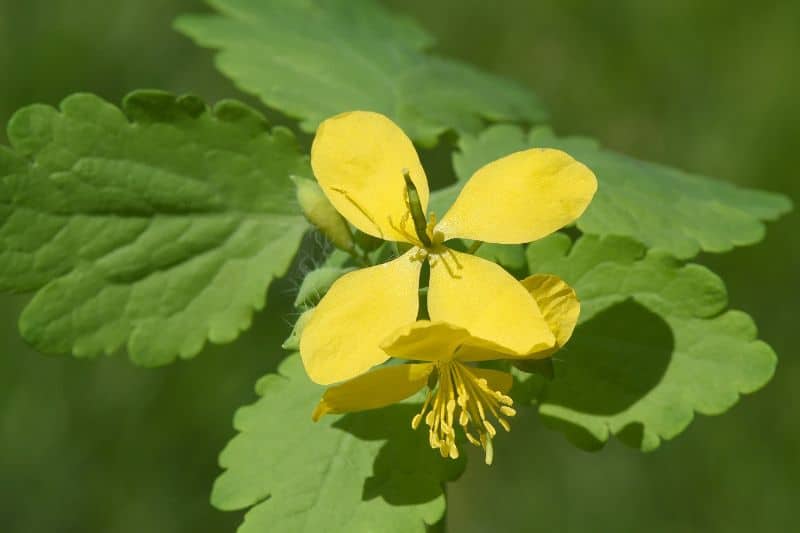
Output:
213,353,462,532
175,0,546,146
521,234,777,451
0,91,310,365
474,242,527,274
431,125,792,258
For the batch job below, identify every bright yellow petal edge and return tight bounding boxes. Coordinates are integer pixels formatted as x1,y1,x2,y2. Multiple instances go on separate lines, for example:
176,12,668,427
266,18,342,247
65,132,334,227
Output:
316,320,525,465
312,363,433,421
436,148,598,244
299,250,422,385
521,274,580,358
427,249,555,354
455,273,580,362
311,110,429,243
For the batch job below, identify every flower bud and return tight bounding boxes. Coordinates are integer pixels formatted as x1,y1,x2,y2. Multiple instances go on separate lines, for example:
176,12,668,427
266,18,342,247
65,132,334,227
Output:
292,175,354,252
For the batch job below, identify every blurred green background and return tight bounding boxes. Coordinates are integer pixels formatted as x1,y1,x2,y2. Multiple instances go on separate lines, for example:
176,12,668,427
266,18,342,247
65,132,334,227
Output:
0,1,796,531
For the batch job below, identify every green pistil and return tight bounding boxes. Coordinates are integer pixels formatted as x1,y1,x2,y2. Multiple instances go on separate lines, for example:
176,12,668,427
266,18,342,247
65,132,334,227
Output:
403,169,432,247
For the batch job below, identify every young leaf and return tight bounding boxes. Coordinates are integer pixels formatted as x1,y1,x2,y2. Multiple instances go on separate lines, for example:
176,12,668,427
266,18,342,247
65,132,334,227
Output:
0,91,310,365
431,125,792,259
213,354,462,532
175,0,546,146
522,234,777,451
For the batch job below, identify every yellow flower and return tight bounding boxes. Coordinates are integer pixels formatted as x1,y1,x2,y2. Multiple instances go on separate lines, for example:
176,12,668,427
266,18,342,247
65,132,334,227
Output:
312,274,580,464
300,110,596,385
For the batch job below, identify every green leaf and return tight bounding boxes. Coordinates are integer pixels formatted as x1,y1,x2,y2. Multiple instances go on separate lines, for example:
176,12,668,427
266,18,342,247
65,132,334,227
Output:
522,234,777,451
0,91,310,365
175,0,546,146
213,354,463,532
474,242,527,274
430,125,792,258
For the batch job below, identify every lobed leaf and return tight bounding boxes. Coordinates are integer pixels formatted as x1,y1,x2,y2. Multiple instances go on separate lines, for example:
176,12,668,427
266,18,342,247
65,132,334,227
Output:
213,354,462,532
522,233,777,451
0,91,310,365
175,0,547,146
431,125,792,259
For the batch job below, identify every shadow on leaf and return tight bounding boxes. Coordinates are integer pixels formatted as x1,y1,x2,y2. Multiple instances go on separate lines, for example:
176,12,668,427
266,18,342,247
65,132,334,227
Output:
334,404,465,506
539,300,673,449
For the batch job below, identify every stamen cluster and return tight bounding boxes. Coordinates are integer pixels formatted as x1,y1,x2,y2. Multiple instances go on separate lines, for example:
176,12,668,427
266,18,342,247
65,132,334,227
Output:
412,361,516,465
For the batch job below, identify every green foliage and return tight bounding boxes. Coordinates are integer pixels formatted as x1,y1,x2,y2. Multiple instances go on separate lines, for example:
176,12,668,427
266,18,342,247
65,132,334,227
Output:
212,354,462,532
431,125,792,258
474,242,527,274
175,0,547,146
522,234,777,450
2,1,798,532
0,91,310,365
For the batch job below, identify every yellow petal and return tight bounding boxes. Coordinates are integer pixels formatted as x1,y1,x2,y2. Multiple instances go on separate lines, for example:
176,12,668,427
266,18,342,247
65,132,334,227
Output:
520,274,580,359
300,250,422,385
435,148,597,244
311,111,429,243
455,274,580,362
427,249,554,355
380,320,471,362
312,363,433,421
466,366,513,394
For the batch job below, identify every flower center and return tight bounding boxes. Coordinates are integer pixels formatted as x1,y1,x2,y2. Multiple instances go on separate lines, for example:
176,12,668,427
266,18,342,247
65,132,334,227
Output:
412,361,516,465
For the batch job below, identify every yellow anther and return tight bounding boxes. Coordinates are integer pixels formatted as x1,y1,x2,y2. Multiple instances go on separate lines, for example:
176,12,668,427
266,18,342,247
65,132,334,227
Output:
483,437,494,466
449,444,460,460
410,360,516,465
500,406,516,417
330,186,384,239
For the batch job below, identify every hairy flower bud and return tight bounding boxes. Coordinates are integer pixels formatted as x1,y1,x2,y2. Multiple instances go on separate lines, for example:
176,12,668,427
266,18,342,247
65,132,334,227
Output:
292,175,354,252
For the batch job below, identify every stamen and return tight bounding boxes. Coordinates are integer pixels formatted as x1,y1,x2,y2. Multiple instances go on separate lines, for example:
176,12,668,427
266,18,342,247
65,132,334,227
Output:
388,215,422,246
330,187,383,238
500,406,516,417
410,361,515,464
446,247,463,269
483,436,495,466
425,212,445,247
433,250,463,279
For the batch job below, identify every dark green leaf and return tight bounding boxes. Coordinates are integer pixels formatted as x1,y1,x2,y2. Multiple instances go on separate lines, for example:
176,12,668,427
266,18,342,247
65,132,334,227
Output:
523,234,777,450
0,91,309,365
431,125,791,258
175,0,546,146
213,354,463,532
